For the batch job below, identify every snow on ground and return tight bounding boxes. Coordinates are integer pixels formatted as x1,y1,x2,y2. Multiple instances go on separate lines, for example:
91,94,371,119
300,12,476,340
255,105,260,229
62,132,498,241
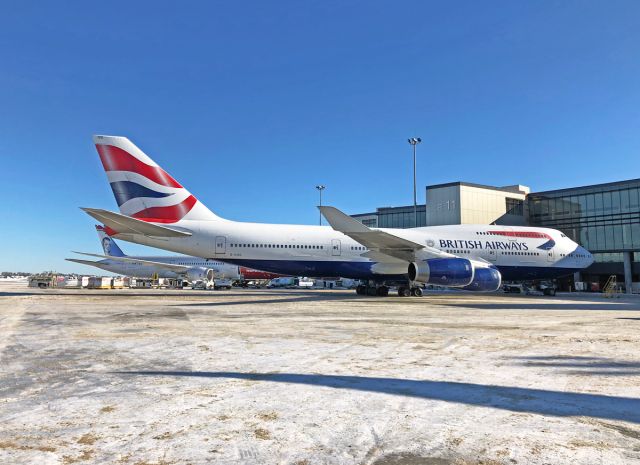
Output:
1,286,639,464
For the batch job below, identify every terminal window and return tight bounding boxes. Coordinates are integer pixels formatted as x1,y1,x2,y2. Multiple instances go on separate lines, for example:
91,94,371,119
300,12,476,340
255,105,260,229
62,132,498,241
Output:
506,198,524,215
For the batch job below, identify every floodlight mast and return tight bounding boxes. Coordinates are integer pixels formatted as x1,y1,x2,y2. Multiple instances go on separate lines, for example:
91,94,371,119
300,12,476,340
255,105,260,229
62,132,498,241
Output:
316,185,326,225
407,137,422,227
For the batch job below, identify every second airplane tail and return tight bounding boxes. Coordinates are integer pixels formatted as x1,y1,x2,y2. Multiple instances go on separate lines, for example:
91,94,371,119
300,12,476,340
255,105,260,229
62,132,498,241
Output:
96,225,125,257
93,135,220,224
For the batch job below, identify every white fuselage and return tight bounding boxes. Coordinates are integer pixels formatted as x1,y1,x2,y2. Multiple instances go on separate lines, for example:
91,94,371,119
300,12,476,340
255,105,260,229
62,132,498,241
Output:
90,256,240,280
112,221,593,282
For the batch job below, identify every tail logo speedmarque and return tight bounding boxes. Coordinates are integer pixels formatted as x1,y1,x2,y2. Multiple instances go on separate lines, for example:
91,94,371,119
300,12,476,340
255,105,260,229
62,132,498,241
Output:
95,142,196,223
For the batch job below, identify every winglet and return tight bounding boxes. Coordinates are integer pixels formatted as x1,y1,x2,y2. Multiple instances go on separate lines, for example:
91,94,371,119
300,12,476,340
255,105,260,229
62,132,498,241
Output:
319,206,372,233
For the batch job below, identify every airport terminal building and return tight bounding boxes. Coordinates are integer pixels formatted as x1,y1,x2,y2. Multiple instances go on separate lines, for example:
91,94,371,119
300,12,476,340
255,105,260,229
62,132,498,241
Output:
352,179,640,291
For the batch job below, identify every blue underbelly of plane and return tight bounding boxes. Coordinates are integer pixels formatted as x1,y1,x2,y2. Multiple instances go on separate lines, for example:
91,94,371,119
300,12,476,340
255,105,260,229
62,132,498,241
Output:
221,259,580,282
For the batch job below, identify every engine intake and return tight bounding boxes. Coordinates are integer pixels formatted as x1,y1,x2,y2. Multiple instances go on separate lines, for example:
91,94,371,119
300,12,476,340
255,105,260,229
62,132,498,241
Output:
462,266,502,292
408,258,474,287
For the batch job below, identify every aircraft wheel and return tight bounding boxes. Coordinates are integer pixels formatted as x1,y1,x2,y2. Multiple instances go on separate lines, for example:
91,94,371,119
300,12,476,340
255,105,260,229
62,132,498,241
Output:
376,286,389,297
398,287,411,297
356,285,365,295
413,287,423,297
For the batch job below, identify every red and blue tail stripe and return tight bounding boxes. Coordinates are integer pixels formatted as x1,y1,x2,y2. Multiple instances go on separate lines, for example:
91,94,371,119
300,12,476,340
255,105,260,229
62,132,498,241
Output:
96,144,182,188
109,180,174,207
130,195,198,223
94,135,218,224
94,136,204,223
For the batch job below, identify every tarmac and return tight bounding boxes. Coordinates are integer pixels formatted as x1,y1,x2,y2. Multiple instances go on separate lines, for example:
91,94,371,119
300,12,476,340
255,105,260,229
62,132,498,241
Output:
1,282,640,464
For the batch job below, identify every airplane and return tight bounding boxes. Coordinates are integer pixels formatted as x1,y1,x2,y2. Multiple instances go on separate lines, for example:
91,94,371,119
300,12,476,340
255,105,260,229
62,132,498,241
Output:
67,225,281,285
82,135,594,297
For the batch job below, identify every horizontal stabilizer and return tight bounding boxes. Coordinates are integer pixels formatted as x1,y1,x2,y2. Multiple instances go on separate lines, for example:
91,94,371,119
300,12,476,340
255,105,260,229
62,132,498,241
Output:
81,208,192,238
72,251,188,273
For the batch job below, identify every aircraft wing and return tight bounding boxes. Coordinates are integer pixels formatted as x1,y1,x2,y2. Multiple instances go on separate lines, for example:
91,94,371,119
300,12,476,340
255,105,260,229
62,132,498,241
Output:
319,206,445,262
81,208,192,238
72,252,189,273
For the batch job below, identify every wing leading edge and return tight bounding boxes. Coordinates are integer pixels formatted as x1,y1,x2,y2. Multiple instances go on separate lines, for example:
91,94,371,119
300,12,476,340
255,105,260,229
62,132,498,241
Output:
319,206,446,262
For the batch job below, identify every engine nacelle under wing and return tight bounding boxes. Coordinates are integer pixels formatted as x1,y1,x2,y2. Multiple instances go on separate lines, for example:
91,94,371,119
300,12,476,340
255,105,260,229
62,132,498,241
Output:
185,267,214,283
408,258,474,287
461,266,502,292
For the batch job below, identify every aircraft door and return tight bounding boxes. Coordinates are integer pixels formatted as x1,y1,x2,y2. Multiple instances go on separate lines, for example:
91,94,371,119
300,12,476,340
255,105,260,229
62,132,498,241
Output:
485,248,497,262
546,250,554,262
331,239,341,256
215,236,226,255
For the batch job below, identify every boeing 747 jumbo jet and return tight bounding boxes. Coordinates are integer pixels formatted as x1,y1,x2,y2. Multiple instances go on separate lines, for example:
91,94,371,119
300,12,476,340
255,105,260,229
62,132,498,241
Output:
67,225,280,284
82,135,594,297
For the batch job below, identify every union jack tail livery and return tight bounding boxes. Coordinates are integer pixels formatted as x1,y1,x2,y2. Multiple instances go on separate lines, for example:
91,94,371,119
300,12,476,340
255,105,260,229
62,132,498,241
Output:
93,135,219,223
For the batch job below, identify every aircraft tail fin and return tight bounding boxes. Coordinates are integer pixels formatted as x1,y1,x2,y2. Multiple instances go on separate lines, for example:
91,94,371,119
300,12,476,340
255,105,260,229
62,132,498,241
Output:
93,135,221,224
96,225,125,257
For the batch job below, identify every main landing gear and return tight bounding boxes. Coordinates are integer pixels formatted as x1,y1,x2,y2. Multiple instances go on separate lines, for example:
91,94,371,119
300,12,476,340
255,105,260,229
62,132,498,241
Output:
356,284,389,296
397,286,423,297
355,282,423,297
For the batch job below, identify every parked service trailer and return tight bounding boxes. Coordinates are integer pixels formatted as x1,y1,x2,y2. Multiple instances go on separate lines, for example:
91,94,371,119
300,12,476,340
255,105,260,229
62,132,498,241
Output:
29,274,61,289
87,277,112,289
29,273,78,289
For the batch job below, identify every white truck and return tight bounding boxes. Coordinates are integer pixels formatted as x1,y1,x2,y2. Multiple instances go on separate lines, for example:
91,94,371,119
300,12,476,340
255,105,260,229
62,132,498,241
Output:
213,278,233,290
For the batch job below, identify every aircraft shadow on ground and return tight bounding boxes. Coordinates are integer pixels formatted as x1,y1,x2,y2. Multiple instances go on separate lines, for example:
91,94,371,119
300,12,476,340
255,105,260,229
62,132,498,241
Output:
174,293,360,307
509,355,640,377
0,292,36,297
113,370,640,424
444,301,640,311
0,290,356,300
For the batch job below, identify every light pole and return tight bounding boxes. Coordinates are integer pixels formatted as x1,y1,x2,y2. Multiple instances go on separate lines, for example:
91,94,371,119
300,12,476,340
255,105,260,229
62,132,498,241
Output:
407,137,422,227
316,185,325,226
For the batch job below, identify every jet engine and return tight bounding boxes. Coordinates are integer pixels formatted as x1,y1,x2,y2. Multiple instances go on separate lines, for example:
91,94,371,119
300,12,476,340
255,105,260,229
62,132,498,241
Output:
461,266,502,292
408,258,474,287
185,267,215,283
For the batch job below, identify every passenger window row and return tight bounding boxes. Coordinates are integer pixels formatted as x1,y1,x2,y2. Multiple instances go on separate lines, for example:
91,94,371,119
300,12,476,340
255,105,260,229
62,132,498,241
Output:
443,250,541,257
230,243,324,250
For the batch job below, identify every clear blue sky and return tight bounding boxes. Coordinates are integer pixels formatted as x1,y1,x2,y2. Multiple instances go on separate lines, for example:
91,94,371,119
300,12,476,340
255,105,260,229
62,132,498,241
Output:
1,0,639,273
